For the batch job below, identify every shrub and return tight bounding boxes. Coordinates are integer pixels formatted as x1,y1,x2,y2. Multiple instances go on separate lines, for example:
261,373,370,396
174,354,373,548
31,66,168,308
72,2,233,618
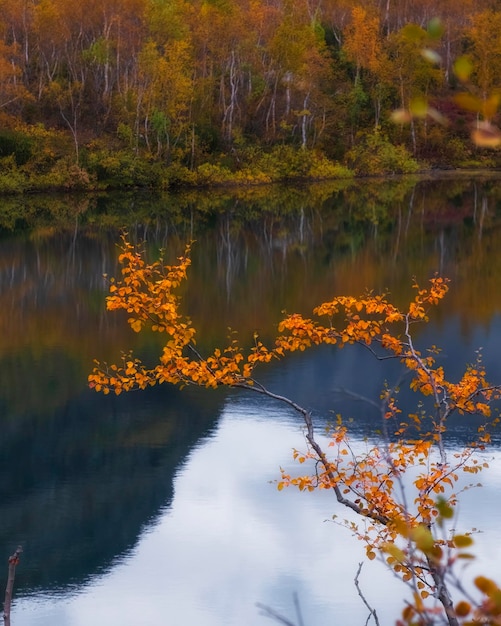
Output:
0,129,33,165
86,150,161,188
194,162,237,185
33,157,93,191
346,130,420,176
0,156,27,193
307,152,353,179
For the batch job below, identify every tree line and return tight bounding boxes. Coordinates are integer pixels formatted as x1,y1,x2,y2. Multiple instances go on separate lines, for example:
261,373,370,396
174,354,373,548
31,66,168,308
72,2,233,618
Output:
0,0,500,189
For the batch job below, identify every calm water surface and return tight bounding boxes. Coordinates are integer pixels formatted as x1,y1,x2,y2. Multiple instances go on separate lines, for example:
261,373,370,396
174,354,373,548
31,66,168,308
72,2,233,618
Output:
2,176,501,625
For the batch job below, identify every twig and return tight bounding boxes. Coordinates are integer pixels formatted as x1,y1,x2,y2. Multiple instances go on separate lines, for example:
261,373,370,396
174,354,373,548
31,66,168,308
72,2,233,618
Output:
256,601,299,626
354,562,380,626
331,387,381,411
256,593,305,626
3,546,22,626
293,591,305,626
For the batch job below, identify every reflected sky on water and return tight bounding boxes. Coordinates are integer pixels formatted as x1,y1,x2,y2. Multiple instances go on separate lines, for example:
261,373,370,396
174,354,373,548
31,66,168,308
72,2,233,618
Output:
10,396,501,626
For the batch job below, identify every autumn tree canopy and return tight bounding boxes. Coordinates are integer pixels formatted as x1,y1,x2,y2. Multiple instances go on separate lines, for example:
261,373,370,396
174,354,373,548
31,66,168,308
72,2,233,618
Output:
0,0,500,175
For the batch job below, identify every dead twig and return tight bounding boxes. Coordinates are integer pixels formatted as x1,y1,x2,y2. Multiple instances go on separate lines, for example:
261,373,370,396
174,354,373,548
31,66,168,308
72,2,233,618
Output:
257,592,305,626
354,562,380,626
3,546,22,626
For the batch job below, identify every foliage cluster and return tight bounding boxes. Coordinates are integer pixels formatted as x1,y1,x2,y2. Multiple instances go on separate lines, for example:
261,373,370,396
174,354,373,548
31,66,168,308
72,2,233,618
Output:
346,131,420,176
0,133,355,192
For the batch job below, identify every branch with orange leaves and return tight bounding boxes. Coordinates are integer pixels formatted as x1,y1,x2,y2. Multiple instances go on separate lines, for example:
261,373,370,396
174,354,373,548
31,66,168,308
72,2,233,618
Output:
89,237,501,626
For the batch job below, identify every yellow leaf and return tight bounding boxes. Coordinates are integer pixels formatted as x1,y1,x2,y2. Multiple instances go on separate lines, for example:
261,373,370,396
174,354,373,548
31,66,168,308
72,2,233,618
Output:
453,534,473,548
130,319,142,333
453,56,473,83
383,543,406,563
474,576,498,595
454,92,483,113
390,108,412,124
471,122,501,148
410,97,428,118
455,601,471,617
421,49,441,65
483,93,501,120
410,525,435,552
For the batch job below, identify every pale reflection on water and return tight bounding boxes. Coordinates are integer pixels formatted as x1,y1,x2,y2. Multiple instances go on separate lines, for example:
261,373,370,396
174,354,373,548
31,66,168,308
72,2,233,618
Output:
12,397,501,626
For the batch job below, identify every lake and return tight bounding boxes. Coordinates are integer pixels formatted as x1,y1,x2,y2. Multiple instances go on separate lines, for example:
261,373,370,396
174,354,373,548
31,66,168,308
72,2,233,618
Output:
1,175,501,625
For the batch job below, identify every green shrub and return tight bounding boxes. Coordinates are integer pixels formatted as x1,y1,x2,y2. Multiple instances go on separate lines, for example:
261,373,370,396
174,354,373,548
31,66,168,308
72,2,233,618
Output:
307,153,353,180
0,129,33,165
232,168,272,184
258,145,312,180
346,130,420,176
165,163,197,187
0,156,27,193
254,146,353,182
33,157,93,191
86,150,161,188
194,162,234,185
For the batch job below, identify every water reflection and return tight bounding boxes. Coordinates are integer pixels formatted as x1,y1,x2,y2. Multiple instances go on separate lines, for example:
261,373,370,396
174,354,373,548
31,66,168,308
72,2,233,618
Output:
1,176,501,623
10,399,501,626
0,380,223,593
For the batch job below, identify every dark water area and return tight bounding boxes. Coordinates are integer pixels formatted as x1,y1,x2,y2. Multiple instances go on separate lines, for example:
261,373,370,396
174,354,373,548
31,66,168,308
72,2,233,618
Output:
1,175,501,624
0,384,223,592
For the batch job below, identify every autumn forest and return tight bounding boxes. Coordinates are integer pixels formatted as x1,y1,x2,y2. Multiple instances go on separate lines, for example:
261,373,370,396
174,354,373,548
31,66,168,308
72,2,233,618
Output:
1,0,501,191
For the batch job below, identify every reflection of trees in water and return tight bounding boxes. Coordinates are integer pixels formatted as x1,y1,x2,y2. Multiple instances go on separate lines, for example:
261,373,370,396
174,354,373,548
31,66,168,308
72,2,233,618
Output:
217,212,247,302
2,176,501,348
0,230,114,294
0,232,123,364
213,178,501,313
1,179,500,399
215,206,318,300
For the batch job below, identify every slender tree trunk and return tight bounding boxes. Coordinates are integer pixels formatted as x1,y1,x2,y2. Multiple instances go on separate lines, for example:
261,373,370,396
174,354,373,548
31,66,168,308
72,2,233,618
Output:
58,94,80,163
301,93,310,149
222,50,239,143
266,74,278,136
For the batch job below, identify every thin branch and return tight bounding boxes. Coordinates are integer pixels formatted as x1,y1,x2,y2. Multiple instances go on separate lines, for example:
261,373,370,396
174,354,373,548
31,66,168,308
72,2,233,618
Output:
293,591,305,626
331,387,381,411
256,602,300,626
358,340,405,361
404,313,449,465
234,380,390,525
354,562,380,626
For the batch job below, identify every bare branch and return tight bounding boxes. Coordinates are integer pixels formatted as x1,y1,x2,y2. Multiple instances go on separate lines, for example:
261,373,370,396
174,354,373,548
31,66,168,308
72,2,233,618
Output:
256,601,300,626
354,562,380,626
293,592,305,626
331,387,381,411
3,546,22,626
